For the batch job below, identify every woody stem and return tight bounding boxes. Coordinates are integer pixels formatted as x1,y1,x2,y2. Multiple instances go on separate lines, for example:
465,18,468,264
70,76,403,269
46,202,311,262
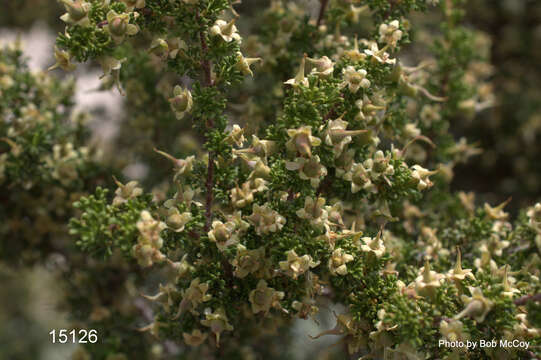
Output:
196,9,215,232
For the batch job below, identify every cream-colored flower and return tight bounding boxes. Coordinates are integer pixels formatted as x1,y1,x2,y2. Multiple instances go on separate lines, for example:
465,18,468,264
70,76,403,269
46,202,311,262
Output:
59,0,91,27
249,280,284,315
358,235,385,258
328,248,354,276
527,203,541,232
484,199,510,221
379,20,402,47
48,46,76,72
163,208,191,232
307,56,334,77
210,19,241,42
112,176,143,206
231,244,265,278
447,248,475,286
175,278,212,318
225,124,246,147
411,165,437,191
340,66,370,93
208,220,238,250
284,55,309,88
285,155,327,188
440,320,469,348
321,116,367,157
501,265,520,298
106,10,139,44
120,0,146,11
136,210,166,249
183,329,208,347
98,56,127,93
230,182,254,208
286,126,321,157
141,283,178,312
343,163,375,194
414,259,443,298
343,36,367,62
364,42,396,65
236,52,261,76
279,250,320,279
168,85,193,120
200,307,234,346
148,38,169,58
154,149,195,181
296,196,328,228
455,287,493,323
246,203,286,235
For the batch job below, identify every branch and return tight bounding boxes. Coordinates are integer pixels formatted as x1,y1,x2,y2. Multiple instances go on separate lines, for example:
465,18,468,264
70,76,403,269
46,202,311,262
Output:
514,293,541,306
196,9,215,232
316,0,329,27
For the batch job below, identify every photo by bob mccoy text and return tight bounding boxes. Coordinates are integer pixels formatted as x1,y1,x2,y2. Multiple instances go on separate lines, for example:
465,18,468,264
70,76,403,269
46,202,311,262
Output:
439,339,531,350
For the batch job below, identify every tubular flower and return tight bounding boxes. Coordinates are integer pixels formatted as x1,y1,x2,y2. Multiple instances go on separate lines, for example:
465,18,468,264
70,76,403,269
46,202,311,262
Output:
120,0,146,11
142,283,178,312
296,196,328,228
231,244,265,278
132,211,167,267
285,155,327,188
225,124,246,147
230,182,255,208
175,278,212,318
358,235,385,258
208,220,238,250
340,66,370,93
168,85,193,120
343,36,367,62
527,202,541,231
236,52,261,76
210,19,241,43
98,56,126,93
246,203,286,235
447,248,474,288
414,259,444,298
112,177,143,206
364,41,396,65
183,329,208,347
155,150,195,181
328,248,354,276
455,287,494,323
411,165,437,191
106,10,139,44
286,126,321,157
343,163,375,194
249,280,284,315
136,210,166,249
322,115,368,157
378,20,403,48
59,0,91,26
200,308,234,347
440,320,469,350
284,55,308,88
501,265,520,298
48,46,76,72
483,199,510,221
279,250,320,279
307,56,334,77
165,208,192,233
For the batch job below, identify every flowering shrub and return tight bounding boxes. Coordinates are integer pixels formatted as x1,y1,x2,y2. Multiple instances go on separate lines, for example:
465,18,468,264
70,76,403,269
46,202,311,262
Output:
1,0,540,359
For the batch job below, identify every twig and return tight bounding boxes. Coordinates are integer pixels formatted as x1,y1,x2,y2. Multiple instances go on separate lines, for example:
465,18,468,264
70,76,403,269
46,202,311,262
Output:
316,0,329,27
514,293,541,306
